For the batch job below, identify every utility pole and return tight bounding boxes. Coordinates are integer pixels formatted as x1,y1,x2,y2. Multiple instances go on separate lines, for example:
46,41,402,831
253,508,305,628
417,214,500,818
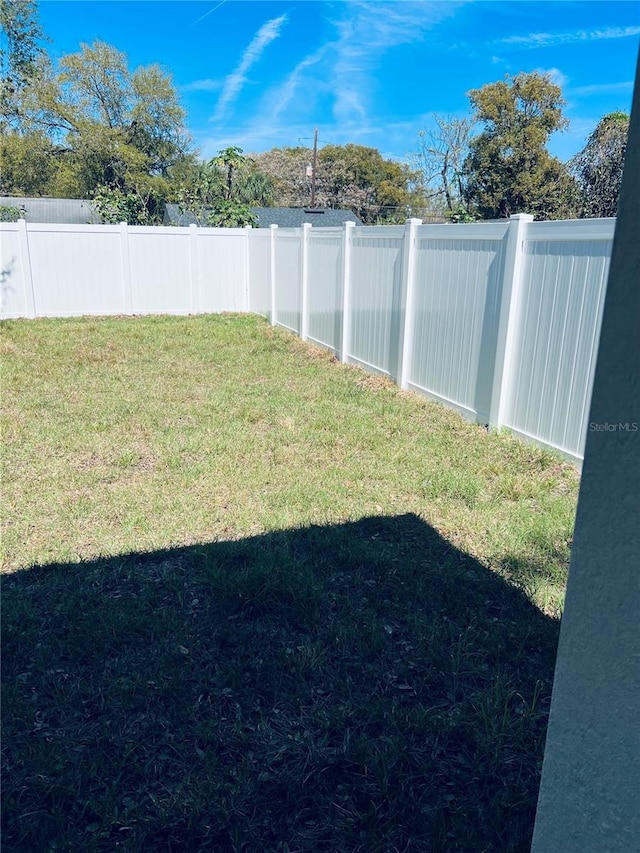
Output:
310,127,318,208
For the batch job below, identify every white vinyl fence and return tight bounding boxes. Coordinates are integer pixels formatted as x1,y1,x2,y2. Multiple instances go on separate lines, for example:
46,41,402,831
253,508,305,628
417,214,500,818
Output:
1,215,615,463
0,221,248,318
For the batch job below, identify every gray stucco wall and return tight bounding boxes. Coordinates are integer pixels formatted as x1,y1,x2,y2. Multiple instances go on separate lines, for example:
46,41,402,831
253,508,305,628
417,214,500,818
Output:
531,52,640,852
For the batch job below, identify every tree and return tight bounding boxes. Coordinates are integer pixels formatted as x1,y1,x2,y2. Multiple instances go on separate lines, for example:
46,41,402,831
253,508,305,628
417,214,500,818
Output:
415,114,475,220
235,169,274,207
91,185,149,224
4,38,192,219
172,148,270,227
0,129,58,194
206,200,257,228
464,72,578,220
211,145,248,201
0,0,47,127
316,144,420,223
252,144,422,222
569,112,629,218
250,147,311,207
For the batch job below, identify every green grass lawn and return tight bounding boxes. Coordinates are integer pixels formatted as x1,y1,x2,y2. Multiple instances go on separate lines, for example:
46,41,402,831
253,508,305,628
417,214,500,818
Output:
1,314,579,851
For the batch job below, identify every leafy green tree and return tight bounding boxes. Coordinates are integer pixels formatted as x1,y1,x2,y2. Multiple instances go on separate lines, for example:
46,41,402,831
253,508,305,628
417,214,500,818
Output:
316,144,420,223
5,38,191,218
173,148,273,227
0,129,58,194
206,200,257,228
92,185,149,224
569,111,629,218
211,146,247,201
235,169,274,207
0,0,47,127
0,204,21,221
252,144,421,222
464,72,578,220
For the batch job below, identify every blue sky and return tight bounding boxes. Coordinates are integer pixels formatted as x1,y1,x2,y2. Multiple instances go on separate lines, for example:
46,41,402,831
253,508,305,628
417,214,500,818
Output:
40,1,639,164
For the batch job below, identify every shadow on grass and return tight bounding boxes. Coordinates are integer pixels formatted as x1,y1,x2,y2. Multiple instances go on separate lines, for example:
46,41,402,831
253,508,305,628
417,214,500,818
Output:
1,514,559,852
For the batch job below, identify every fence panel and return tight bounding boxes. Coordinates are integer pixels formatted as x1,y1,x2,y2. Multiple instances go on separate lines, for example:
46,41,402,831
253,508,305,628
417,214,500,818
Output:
348,226,404,376
502,220,614,460
247,230,271,316
307,228,343,351
196,229,247,313
29,224,125,317
128,227,192,314
0,224,29,317
408,223,509,421
273,229,301,333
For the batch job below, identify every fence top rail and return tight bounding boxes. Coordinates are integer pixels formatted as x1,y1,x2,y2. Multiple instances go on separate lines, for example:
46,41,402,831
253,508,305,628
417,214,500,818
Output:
526,218,616,242
307,227,344,238
0,221,120,234
353,225,404,238
416,222,510,241
0,220,253,235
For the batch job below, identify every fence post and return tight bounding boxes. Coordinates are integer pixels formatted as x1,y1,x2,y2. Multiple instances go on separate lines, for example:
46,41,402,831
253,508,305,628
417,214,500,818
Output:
17,218,36,318
489,212,534,428
189,224,199,313
399,218,422,390
270,224,278,325
300,222,311,340
119,221,133,315
340,220,355,363
243,226,251,312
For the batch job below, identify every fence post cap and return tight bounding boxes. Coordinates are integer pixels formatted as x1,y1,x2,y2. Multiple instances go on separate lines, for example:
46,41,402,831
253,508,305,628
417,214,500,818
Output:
509,213,534,221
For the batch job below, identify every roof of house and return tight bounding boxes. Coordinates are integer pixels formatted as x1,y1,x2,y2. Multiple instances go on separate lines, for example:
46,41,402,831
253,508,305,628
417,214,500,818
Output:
251,207,362,227
0,196,101,224
163,203,198,226
163,203,362,228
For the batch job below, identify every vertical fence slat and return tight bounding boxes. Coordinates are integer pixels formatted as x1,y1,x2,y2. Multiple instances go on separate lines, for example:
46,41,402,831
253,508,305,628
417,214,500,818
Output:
270,224,278,326
243,226,251,312
489,213,534,428
17,219,36,318
399,218,422,389
341,221,355,363
189,224,199,314
119,221,133,315
300,222,310,340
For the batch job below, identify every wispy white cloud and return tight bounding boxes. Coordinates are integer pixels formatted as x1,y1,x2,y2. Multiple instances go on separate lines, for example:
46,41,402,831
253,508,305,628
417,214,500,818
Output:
194,113,437,163
267,45,329,119
568,81,634,97
182,78,222,93
328,1,459,123
197,2,470,158
213,14,288,122
536,67,569,90
499,25,640,49
240,1,460,144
